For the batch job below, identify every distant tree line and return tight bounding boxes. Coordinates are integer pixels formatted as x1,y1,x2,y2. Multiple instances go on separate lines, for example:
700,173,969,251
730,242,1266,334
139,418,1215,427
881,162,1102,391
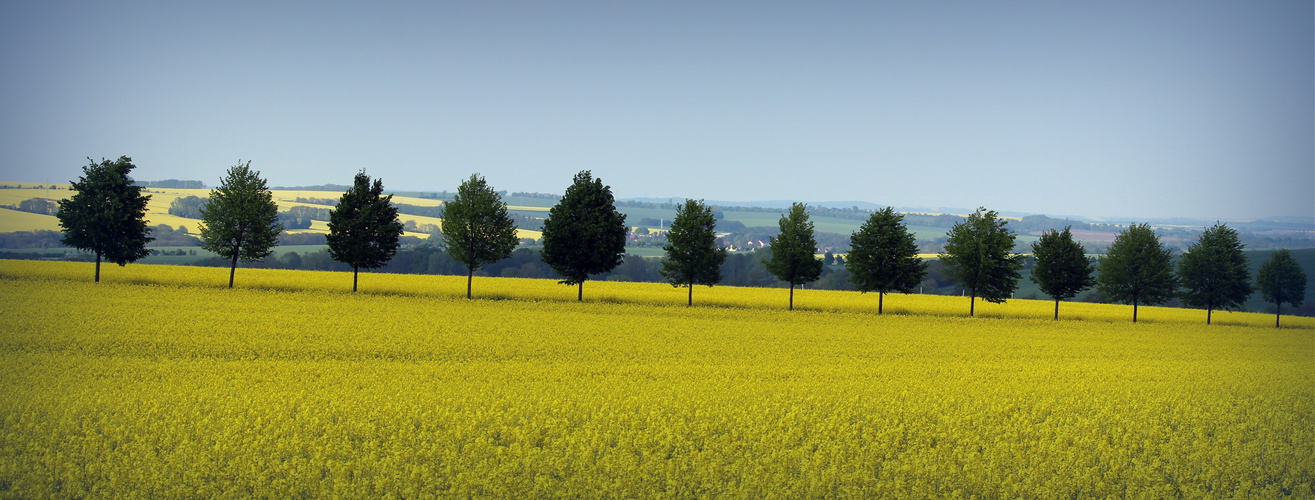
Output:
0,230,66,249
272,184,351,191
510,192,562,200
150,225,201,246
170,195,324,231
9,198,59,215
279,206,326,230
294,197,338,206
0,185,66,190
616,199,685,211
139,179,205,189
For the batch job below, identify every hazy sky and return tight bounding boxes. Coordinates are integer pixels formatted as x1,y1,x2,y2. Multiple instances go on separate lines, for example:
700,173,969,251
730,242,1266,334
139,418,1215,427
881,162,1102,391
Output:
2,1,1311,220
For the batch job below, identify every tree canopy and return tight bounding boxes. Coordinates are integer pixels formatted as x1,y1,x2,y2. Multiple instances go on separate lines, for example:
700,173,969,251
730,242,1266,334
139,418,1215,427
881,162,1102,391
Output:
660,199,727,306
326,171,405,292
1095,223,1177,322
199,161,283,288
56,156,154,282
845,207,926,314
1255,249,1307,328
939,207,1024,316
763,202,824,310
442,174,521,299
1177,223,1252,324
1030,226,1095,320
540,171,628,301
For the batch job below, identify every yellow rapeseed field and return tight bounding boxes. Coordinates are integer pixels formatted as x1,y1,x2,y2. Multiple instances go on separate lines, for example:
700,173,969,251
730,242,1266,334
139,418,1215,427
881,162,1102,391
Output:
0,260,1311,498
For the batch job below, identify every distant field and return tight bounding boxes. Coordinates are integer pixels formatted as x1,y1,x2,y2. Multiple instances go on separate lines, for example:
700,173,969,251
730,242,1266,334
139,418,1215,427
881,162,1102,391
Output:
0,186,70,207
0,260,1310,497
0,186,470,240
0,208,62,232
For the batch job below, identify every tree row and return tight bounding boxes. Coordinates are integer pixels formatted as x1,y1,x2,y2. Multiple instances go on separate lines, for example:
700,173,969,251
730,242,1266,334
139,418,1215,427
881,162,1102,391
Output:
55,157,1307,326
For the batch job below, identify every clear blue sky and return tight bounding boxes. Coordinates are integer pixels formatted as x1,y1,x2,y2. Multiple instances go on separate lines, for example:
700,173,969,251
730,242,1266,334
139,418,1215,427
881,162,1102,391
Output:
2,1,1311,220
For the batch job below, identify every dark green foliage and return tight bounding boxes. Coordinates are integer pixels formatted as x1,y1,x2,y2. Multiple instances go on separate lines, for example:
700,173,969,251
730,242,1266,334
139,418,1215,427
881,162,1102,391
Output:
1177,223,1252,325
168,195,208,219
149,224,202,246
763,202,824,310
1095,223,1177,322
1030,226,1095,320
846,207,927,314
939,207,1024,316
0,230,66,249
442,174,521,299
392,203,445,219
540,171,628,301
16,198,59,215
1256,249,1307,327
660,199,728,306
199,160,283,288
278,206,328,230
56,156,154,282
278,212,312,230
327,171,405,292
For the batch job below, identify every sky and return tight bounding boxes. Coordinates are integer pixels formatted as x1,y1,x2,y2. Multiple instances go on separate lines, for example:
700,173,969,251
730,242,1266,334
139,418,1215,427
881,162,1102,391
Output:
1,1,1311,220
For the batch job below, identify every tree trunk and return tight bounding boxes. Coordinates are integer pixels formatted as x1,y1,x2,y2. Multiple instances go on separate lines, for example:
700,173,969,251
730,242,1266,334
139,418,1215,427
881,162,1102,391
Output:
969,290,976,317
878,292,884,315
94,252,102,283
353,265,359,293
1207,305,1212,325
466,267,474,299
1276,303,1281,328
577,281,583,302
789,283,795,311
687,281,693,307
1132,299,1138,323
1054,299,1060,321
228,245,240,289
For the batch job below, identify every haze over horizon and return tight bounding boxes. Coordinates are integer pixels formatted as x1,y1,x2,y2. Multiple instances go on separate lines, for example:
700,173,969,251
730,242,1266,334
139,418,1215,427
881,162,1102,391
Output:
2,2,1311,221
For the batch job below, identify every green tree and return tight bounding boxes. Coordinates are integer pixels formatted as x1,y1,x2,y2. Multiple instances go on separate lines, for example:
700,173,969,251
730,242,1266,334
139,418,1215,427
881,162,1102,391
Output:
660,199,728,306
1095,223,1177,323
1255,249,1306,328
540,171,628,301
56,156,154,282
1177,223,1252,325
326,171,405,292
1030,226,1095,320
845,207,927,314
442,174,521,299
763,202,824,310
199,161,283,288
939,207,1024,316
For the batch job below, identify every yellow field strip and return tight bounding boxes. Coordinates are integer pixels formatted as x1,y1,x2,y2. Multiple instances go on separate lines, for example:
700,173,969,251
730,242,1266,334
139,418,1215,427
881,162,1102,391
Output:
1,260,1308,328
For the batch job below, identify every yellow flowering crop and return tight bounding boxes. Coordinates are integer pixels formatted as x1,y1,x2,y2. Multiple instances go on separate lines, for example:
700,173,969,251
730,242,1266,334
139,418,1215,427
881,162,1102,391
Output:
0,260,1311,497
